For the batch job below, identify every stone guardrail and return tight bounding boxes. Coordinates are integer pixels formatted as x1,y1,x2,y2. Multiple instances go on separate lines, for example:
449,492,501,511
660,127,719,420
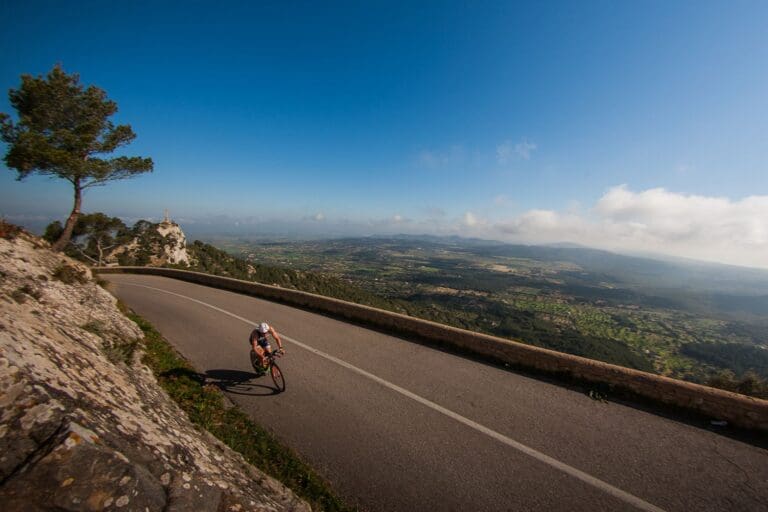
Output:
96,266,768,432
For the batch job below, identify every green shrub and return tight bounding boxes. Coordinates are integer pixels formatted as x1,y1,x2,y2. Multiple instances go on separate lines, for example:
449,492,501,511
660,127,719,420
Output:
707,370,768,399
52,264,88,284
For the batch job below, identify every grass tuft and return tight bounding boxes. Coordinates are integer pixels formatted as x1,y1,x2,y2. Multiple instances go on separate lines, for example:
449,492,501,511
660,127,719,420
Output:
82,320,107,336
12,284,42,303
83,320,138,364
0,219,22,240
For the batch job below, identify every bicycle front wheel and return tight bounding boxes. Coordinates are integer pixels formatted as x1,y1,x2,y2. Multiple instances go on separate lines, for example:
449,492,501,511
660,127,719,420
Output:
270,363,286,393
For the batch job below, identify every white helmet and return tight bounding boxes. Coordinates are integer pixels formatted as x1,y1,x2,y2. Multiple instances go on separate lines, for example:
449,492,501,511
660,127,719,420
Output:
258,322,270,334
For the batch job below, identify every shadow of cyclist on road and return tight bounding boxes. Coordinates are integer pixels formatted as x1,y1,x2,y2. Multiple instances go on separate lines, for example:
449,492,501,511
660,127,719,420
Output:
205,368,280,396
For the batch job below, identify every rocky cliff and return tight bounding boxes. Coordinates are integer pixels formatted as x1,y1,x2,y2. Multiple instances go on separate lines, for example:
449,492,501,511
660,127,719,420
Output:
110,219,193,267
155,221,191,266
0,229,308,511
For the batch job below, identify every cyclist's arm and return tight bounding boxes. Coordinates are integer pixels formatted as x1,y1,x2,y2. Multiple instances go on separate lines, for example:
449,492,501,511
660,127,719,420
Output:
249,331,258,350
269,326,284,350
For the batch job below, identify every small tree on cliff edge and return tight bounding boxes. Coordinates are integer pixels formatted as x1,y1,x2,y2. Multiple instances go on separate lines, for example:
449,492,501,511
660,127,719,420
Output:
0,65,153,251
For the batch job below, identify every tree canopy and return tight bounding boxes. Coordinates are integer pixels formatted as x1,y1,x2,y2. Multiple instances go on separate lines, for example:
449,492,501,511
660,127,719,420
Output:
1,65,153,251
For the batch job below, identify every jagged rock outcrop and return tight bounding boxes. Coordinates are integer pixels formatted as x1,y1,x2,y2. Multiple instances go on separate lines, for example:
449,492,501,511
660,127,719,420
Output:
109,219,193,267
155,220,191,266
0,231,309,511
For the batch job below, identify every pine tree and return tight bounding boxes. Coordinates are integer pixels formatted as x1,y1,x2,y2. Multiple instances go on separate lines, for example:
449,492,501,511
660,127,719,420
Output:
1,65,153,251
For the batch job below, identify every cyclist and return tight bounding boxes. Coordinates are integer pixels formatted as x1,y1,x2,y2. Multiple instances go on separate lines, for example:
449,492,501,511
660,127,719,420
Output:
250,322,284,368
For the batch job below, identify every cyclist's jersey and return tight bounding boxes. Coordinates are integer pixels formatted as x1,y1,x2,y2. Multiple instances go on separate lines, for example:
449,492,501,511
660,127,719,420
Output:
249,328,270,348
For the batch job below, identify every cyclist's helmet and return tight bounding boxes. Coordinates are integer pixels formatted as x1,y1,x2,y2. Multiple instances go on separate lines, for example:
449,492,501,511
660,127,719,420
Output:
258,322,270,334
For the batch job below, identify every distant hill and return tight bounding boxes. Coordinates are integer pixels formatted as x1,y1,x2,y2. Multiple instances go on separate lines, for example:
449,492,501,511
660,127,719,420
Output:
347,235,768,320
383,234,768,295
225,233,768,391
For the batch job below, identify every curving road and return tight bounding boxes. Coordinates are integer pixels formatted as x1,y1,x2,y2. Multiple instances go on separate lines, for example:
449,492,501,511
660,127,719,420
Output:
105,274,768,512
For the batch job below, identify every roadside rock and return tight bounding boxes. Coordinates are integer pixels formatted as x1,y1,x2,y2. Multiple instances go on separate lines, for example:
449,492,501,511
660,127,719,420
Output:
1,422,167,511
0,231,309,511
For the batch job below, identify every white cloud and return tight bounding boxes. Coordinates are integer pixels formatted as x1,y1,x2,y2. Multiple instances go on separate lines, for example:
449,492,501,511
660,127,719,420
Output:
417,145,465,168
497,138,537,163
418,150,439,167
496,142,513,164
492,185,768,268
366,214,412,228
461,211,491,230
463,211,479,227
137,185,766,269
515,140,537,160
302,212,325,222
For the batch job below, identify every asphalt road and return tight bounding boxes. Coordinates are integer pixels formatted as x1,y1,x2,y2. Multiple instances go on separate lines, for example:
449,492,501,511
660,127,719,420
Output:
105,274,768,512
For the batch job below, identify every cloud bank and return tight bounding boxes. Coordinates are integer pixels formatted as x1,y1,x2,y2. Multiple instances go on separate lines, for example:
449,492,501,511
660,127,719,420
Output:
494,185,768,268
497,138,537,163
44,184,761,270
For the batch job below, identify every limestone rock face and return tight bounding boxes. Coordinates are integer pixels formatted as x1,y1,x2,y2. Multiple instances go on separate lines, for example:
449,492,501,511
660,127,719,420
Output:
0,232,309,511
107,219,193,267
155,220,191,266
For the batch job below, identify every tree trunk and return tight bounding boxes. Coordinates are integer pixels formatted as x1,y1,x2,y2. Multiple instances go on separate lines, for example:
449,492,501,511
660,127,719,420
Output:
51,179,82,252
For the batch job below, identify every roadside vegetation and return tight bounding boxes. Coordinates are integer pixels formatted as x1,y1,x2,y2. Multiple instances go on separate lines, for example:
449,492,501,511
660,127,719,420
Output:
125,308,354,512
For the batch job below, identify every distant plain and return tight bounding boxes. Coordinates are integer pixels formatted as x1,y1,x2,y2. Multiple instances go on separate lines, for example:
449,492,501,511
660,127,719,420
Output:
204,235,768,391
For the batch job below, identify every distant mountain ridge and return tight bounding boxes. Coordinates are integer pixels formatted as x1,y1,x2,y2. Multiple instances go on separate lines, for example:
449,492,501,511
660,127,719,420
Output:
370,234,768,296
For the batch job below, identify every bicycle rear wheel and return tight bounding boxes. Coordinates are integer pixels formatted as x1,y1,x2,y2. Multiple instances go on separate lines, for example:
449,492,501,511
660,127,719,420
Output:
270,362,286,392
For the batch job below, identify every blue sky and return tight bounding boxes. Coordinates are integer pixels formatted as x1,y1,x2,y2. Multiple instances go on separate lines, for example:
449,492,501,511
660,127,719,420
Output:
2,1,767,267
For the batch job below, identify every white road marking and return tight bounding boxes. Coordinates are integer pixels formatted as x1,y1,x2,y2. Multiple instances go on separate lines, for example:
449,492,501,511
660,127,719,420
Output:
121,281,667,512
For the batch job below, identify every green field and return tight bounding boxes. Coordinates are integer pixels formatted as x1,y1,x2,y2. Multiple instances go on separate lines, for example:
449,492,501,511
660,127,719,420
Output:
208,235,768,392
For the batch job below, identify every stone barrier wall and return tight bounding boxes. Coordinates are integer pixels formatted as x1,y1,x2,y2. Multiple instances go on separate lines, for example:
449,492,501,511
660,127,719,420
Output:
97,266,768,432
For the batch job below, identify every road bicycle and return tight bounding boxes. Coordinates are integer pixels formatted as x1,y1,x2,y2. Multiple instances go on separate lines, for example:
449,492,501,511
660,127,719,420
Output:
250,348,286,393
